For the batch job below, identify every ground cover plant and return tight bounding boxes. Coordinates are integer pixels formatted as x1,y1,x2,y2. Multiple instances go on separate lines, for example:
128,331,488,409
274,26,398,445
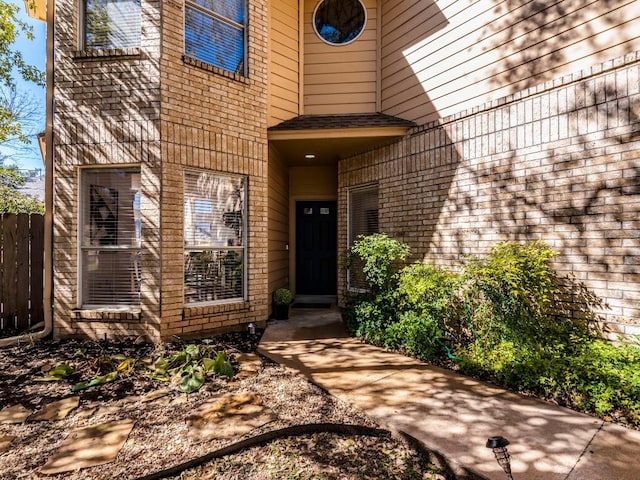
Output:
343,234,640,426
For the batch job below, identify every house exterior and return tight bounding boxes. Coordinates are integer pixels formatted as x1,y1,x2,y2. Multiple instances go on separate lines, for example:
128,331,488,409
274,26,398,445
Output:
39,0,638,341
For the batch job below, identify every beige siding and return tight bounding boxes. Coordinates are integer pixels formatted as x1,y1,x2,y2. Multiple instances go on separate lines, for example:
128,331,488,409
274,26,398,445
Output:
268,145,290,298
303,0,378,114
269,0,300,126
382,0,640,124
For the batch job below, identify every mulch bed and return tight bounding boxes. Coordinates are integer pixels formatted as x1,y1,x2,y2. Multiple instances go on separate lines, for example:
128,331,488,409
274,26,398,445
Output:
0,332,449,480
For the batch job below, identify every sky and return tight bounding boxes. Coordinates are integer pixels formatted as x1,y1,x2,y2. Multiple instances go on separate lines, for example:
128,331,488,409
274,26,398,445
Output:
1,1,47,171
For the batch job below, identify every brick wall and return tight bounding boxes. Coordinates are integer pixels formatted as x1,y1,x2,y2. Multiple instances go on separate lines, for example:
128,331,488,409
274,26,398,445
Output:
339,51,640,338
52,0,269,341
158,0,269,339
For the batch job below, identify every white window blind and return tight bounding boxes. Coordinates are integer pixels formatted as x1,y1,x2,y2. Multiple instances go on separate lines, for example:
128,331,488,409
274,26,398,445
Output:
80,168,141,306
184,0,246,75
84,0,141,49
348,185,379,290
184,170,246,304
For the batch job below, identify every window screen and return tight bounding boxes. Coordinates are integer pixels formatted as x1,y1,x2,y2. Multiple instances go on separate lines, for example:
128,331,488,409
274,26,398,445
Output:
184,170,246,304
83,0,141,49
184,0,246,75
348,185,379,290
80,168,141,306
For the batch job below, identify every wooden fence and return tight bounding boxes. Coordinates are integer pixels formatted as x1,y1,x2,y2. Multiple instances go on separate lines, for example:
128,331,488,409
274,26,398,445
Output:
0,213,44,332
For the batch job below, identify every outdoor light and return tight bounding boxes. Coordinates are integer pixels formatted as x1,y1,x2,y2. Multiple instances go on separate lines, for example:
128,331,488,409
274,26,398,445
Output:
486,436,514,480
247,322,256,335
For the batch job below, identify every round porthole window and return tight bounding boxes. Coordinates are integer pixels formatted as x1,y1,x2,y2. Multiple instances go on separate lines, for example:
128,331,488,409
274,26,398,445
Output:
313,0,367,46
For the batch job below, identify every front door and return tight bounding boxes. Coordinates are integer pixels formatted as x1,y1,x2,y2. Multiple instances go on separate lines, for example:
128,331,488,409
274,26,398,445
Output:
295,201,337,295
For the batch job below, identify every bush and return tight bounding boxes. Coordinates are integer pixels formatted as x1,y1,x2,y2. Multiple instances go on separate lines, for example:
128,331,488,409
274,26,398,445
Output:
342,234,640,425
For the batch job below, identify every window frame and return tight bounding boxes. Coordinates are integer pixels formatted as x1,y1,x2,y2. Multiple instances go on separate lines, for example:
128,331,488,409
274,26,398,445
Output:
347,184,379,292
78,166,142,309
79,0,142,50
183,169,248,306
183,0,248,77
312,0,368,47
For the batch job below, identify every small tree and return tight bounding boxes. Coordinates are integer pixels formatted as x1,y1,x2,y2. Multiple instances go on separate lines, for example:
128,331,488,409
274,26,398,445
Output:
0,165,43,213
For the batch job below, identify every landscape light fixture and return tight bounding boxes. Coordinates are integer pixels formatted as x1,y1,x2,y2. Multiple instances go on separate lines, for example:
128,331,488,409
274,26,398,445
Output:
486,436,514,480
247,322,256,335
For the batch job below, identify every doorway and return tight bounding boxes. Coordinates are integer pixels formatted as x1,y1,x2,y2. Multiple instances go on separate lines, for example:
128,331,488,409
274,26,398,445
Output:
295,201,337,295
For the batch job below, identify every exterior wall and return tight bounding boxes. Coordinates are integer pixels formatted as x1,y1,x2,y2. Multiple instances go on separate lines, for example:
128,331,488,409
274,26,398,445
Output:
159,0,270,339
268,0,300,127
52,0,269,341
268,145,290,299
52,0,163,340
382,0,640,124
339,51,640,336
303,0,378,114
289,165,337,294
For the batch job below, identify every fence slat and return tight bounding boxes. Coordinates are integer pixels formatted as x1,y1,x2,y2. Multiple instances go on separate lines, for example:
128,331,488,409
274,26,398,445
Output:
2,214,17,328
16,214,30,328
30,214,44,327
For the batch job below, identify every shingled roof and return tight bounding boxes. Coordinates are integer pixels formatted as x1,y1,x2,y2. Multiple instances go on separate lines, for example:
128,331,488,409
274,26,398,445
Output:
268,113,416,131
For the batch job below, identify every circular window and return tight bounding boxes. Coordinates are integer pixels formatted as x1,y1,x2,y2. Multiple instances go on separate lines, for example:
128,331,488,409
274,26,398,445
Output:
313,0,367,46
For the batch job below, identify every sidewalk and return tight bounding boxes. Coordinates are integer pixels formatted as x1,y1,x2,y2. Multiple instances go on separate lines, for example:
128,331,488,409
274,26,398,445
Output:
257,308,640,480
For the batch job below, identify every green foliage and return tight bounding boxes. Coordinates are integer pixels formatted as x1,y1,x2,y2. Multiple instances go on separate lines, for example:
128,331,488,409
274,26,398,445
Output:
34,362,75,381
343,234,640,425
0,165,44,213
462,241,562,349
273,288,293,305
72,354,136,392
0,2,45,150
150,344,235,393
346,233,409,292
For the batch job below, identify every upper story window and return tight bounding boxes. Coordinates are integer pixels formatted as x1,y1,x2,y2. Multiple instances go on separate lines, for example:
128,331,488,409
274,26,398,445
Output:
185,0,247,76
82,0,142,49
313,0,366,46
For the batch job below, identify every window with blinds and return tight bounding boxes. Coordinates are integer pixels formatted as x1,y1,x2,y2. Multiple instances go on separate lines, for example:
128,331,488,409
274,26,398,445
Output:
83,0,141,49
80,168,142,306
184,170,246,304
348,185,379,290
184,0,246,75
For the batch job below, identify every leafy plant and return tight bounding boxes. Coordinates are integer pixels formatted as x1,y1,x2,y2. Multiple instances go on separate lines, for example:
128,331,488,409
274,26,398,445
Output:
273,288,293,305
34,363,75,382
72,354,136,392
150,344,234,393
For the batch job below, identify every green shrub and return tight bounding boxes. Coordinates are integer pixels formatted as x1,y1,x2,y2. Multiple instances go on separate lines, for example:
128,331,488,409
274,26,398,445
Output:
342,235,640,425
462,241,561,348
384,311,442,359
346,233,409,292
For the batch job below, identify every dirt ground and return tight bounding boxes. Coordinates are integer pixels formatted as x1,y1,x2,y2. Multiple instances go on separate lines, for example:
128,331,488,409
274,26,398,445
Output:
0,333,449,480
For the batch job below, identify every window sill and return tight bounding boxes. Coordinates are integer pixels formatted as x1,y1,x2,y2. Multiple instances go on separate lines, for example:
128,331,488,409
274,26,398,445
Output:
74,307,142,322
72,48,142,61
183,301,249,318
182,55,248,84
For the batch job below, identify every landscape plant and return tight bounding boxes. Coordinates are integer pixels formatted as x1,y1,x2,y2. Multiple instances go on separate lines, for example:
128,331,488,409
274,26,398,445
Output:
343,234,640,425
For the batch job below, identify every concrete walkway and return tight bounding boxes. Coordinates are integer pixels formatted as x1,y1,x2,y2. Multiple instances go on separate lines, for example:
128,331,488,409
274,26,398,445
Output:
257,308,640,480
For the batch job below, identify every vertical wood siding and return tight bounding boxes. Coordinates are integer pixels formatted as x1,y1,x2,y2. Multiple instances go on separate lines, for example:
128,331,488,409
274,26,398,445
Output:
381,0,640,124
304,0,378,114
269,0,300,126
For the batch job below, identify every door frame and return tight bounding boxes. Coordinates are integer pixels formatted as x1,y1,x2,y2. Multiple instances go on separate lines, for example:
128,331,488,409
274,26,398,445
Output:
289,195,337,297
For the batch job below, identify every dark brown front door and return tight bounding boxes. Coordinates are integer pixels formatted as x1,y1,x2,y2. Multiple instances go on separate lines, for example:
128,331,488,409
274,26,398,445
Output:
295,201,337,295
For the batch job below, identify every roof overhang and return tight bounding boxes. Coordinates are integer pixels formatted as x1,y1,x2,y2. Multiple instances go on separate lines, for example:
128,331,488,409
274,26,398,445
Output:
24,0,46,20
268,114,415,165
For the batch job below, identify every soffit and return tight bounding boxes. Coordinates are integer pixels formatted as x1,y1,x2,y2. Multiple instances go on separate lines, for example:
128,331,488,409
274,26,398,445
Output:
268,113,415,166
